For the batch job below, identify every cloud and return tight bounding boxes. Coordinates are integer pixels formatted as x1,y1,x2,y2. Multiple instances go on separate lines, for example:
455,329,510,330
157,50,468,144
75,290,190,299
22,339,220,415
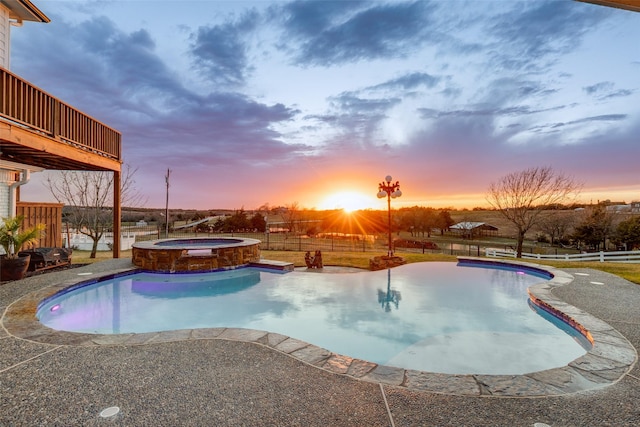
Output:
11,13,303,174
276,0,367,37
304,71,447,149
189,10,261,86
583,81,615,95
389,109,640,202
14,14,196,121
546,114,628,129
583,83,634,100
486,1,610,72
10,1,640,210
330,93,401,114
368,72,441,91
601,89,634,100
278,1,435,66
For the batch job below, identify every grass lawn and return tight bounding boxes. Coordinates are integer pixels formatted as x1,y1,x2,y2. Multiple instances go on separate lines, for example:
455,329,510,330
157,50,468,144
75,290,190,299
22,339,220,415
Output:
540,260,640,285
72,249,640,285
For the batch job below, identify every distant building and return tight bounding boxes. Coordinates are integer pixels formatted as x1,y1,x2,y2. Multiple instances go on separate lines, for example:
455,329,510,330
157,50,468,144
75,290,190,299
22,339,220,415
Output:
631,202,640,213
450,222,498,239
605,204,631,212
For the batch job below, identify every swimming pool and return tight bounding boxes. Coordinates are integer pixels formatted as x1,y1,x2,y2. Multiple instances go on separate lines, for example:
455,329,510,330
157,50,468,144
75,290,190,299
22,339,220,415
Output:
37,262,591,375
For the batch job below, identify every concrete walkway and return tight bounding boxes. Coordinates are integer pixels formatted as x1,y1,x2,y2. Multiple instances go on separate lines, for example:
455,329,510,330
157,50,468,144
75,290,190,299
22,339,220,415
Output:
1,260,639,426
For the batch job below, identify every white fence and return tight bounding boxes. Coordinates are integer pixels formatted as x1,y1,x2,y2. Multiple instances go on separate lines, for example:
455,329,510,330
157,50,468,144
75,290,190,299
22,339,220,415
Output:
63,231,157,251
485,248,640,263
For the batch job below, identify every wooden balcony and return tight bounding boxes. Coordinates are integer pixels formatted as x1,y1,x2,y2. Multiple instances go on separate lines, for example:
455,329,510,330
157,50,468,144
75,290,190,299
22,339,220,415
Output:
0,67,121,172
0,67,123,257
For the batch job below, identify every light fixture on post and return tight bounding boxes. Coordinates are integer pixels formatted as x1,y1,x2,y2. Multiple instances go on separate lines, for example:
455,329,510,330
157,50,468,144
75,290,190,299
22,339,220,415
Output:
164,168,171,238
377,175,402,257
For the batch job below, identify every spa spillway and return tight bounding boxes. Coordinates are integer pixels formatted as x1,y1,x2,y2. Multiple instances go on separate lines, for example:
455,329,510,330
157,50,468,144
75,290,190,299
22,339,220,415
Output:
132,237,261,272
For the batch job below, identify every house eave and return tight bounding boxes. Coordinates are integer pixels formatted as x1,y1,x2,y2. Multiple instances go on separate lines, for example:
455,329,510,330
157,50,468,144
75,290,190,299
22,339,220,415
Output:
0,159,44,172
1,0,50,23
576,0,640,13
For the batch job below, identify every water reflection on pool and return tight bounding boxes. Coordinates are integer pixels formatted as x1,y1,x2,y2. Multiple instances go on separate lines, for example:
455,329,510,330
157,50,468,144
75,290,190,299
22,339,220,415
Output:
37,262,590,375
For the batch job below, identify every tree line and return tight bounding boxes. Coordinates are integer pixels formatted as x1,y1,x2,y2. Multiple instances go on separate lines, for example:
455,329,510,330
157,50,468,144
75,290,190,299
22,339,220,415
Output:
46,165,640,259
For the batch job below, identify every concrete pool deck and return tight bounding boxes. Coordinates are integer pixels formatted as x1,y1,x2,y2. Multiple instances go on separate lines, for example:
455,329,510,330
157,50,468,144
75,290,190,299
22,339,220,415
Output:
1,259,639,426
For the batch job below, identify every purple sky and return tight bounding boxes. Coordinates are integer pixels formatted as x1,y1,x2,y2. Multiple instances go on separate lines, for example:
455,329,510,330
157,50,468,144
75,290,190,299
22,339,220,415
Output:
14,0,640,211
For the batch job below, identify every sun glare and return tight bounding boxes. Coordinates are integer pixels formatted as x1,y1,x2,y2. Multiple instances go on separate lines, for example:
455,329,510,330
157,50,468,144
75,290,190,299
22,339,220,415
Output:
319,191,374,213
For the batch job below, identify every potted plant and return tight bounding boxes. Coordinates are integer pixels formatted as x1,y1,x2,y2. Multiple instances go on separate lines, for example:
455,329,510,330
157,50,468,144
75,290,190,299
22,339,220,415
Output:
0,216,46,281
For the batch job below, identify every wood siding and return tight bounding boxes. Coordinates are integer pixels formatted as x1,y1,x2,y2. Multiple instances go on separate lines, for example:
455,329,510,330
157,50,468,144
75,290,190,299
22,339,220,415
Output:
0,6,8,69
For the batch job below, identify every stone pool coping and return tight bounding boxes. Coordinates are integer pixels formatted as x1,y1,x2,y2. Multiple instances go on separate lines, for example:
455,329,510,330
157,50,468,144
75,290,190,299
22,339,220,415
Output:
132,236,262,250
2,258,636,397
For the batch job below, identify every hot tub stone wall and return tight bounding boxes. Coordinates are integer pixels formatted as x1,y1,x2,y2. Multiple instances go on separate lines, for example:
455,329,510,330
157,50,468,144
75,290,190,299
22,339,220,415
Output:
132,243,260,272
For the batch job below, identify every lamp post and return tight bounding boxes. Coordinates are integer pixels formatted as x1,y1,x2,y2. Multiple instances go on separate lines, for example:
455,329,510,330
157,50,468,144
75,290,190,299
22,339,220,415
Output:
377,175,402,257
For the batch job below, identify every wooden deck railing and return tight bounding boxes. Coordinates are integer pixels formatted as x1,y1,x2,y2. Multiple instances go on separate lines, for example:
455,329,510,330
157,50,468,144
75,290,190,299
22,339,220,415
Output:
0,67,121,160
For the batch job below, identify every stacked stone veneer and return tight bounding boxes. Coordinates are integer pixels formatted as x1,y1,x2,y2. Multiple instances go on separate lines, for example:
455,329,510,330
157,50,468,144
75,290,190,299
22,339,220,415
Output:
132,242,260,272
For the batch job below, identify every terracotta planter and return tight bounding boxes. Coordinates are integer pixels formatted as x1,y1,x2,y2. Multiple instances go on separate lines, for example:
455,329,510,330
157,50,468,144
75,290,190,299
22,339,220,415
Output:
0,254,31,282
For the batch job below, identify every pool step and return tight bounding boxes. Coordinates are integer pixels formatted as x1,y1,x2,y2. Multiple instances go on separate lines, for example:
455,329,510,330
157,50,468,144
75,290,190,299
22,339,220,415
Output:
250,259,295,272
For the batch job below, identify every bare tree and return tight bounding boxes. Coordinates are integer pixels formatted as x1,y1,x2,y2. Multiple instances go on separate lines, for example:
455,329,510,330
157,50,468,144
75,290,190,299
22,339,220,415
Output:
486,166,581,257
282,202,301,234
45,164,145,258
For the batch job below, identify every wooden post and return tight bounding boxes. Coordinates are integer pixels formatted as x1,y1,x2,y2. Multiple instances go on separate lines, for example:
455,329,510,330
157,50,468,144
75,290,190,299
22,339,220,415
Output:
113,170,121,258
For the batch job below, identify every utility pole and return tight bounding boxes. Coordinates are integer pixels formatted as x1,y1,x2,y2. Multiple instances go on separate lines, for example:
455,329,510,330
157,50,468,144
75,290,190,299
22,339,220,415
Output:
165,168,171,237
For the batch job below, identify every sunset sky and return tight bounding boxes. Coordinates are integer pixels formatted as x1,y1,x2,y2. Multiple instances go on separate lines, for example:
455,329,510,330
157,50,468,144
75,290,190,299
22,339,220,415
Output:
15,0,640,211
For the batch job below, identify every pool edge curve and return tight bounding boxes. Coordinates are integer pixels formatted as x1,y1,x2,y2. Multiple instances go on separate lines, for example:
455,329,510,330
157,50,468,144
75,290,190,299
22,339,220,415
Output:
2,257,637,397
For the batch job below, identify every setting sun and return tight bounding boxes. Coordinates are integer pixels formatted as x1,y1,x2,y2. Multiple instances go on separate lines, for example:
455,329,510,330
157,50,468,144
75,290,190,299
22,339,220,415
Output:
319,191,376,212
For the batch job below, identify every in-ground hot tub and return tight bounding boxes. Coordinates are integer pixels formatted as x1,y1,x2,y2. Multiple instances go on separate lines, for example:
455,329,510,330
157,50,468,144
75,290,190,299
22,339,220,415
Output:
132,237,261,272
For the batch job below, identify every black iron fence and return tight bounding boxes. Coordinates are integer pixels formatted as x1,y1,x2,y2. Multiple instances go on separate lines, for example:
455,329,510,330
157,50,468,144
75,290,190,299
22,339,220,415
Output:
129,225,487,257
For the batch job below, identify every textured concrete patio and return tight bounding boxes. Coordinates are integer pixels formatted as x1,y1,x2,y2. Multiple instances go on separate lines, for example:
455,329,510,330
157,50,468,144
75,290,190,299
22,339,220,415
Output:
1,259,639,426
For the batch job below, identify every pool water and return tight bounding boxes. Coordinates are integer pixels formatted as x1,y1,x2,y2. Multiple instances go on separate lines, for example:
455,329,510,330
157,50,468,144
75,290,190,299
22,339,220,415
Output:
37,262,590,375
153,238,243,247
